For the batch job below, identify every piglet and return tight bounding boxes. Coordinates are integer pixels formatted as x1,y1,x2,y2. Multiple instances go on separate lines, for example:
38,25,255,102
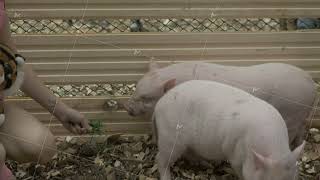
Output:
124,62,316,150
153,80,305,180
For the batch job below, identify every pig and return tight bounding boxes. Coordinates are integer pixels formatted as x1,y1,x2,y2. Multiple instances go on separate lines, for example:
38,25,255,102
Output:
153,80,305,180
124,62,317,149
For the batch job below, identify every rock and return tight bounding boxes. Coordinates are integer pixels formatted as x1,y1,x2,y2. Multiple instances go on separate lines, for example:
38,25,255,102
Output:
15,170,26,178
301,156,309,162
86,88,92,95
64,85,72,91
65,136,73,143
103,84,112,91
305,164,311,169
306,166,316,174
50,85,59,91
314,134,320,143
127,84,135,88
309,128,319,134
114,160,121,167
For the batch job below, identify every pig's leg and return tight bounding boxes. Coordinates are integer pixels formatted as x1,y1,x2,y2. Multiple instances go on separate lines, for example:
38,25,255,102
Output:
232,167,244,180
183,149,200,164
157,137,185,180
290,133,304,150
287,110,310,150
230,160,244,180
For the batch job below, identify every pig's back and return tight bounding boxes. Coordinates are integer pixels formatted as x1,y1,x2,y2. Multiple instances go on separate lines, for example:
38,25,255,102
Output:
155,80,289,160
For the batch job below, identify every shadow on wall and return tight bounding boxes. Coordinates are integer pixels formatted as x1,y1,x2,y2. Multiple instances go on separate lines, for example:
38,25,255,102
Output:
297,18,320,29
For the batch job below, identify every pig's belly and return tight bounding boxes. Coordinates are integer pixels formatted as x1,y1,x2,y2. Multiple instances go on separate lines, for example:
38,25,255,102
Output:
188,141,226,161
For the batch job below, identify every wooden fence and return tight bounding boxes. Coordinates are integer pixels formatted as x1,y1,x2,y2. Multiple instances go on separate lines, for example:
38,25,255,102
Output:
6,0,320,135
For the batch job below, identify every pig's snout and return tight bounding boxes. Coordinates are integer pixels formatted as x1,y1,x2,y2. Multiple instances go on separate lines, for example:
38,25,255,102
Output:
123,101,131,112
124,99,146,117
124,100,137,116
126,106,135,116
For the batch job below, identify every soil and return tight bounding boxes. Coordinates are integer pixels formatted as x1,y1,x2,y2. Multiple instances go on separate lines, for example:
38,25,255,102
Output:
6,128,320,180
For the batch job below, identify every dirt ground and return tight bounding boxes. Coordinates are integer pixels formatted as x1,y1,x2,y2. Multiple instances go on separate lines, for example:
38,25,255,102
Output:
6,127,320,180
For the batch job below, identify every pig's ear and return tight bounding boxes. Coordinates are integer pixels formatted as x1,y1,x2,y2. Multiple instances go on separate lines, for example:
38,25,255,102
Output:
163,79,176,93
251,149,273,170
149,60,160,72
290,141,305,161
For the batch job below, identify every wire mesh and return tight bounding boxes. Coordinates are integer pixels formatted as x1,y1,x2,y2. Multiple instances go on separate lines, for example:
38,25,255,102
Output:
10,18,281,34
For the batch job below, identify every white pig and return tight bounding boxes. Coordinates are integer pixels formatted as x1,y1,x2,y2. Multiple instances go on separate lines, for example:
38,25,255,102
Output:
124,62,316,149
154,80,305,180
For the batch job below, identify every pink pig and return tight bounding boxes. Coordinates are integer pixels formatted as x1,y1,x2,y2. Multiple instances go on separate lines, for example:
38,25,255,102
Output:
153,80,305,180
124,62,316,150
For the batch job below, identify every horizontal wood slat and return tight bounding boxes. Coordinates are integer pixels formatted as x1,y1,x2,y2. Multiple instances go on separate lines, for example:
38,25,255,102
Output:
32,71,320,84
48,122,152,136
28,59,320,69
13,32,320,47
6,0,320,19
11,32,320,83
8,97,320,136
6,97,152,135
7,97,320,129
6,96,128,112
33,111,145,124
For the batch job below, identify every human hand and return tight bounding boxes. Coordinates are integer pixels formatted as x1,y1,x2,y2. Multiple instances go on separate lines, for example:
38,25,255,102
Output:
58,107,91,134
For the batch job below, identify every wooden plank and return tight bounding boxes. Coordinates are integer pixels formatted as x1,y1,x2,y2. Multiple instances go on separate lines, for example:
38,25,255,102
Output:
28,59,320,72
48,122,152,136
6,96,128,111
7,0,320,7
20,47,320,59
6,97,151,135
13,32,320,47
6,0,320,19
32,71,320,84
12,32,320,83
26,60,320,83
6,97,320,135
33,111,146,124
23,55,320,64
36,74,142,84
7,96,320,118
33,110,320,125
49,119,320,136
